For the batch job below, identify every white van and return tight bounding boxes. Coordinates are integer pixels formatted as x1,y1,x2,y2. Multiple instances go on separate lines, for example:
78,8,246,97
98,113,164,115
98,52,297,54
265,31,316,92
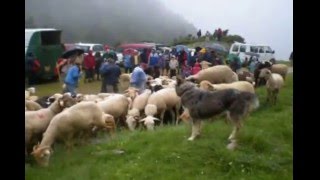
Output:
229,42,275,63
74,43,105,56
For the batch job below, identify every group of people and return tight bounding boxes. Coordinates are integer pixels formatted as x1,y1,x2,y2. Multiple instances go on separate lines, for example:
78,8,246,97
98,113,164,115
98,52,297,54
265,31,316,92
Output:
55,45,264,96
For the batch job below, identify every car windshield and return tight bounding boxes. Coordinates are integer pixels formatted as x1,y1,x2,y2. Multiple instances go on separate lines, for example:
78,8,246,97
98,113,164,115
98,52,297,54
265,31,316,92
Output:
93,45,104,52
75,45,90,53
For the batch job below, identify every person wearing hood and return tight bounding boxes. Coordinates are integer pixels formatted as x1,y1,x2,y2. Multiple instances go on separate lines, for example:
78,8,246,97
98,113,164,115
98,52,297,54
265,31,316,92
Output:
25,52,41,86
83,50,95,83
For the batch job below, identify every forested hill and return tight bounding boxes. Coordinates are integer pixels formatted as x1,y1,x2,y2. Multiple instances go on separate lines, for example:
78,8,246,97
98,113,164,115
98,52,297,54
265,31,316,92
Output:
25,0,197,45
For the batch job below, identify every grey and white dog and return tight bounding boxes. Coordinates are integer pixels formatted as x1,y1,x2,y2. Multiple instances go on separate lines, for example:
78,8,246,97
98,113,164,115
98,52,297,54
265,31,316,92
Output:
175,76,259,149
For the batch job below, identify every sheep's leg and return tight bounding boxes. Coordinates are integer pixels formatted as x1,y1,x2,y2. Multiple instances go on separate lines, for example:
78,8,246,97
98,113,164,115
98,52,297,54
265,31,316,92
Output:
169,109,176,125
188,119,202,141
160,110,165,126
266,89,271,103
175,104,181,125
64,133,74,152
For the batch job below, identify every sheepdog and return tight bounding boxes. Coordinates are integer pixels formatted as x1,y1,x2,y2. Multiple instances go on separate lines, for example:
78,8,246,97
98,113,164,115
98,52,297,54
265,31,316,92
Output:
175,76,259,150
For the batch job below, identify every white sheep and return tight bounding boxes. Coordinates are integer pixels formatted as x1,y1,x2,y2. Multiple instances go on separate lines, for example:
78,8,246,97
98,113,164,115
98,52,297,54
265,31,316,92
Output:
199,80,255,93
140,88,181,130
97,94,130,127
25,100,42,111
31,101,115,167
259,68,284,105
25,94,77,155
270,64,289,80
186,65,238,84
126,89,152,130
119,73,131,92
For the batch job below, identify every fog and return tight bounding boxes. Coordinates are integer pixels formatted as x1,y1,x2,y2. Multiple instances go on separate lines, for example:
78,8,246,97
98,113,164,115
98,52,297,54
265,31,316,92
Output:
160,0,293,60
25,0,197,45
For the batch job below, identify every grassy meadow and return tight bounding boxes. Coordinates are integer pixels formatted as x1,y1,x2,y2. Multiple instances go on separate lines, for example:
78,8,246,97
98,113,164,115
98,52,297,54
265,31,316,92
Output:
26,73,293,180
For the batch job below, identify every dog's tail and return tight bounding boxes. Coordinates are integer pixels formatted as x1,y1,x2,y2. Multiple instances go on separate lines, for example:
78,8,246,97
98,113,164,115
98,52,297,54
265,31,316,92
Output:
241,92,260,111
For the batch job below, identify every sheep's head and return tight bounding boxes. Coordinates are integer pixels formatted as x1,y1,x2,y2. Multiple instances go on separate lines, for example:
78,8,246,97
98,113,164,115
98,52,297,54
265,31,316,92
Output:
75,94,84,102
126,109,140,131
124,88,139,100
139,116,160,131
179,110,191,123
199,81,214,91
259,68,272,79
31,144,53,167
103,114,116,132
27,87,36,94
58,94,77,109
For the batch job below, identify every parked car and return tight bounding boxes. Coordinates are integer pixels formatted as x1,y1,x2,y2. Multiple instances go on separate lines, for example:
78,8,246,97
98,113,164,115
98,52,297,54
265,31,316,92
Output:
229,42,275,63
74,43,105,56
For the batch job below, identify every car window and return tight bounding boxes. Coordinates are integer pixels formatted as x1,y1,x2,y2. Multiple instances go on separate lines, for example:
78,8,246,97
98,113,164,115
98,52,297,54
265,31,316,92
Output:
75,45,90,53
240,45,246,52
250,46,258,53
92,45,104,52
232,45,239,52
259,48,264,53
265,46,273,53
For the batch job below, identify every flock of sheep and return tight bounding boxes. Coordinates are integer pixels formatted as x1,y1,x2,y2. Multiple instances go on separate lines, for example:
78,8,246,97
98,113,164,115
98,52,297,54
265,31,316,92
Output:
25,63,289,167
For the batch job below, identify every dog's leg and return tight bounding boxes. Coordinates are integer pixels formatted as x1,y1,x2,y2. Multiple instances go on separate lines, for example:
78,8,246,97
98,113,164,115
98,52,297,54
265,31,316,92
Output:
188,119,201,141
227,122,240,150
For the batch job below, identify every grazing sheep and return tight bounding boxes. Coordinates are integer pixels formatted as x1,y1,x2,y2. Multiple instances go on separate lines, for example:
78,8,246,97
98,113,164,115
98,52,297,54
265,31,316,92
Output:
97,94,130,127
25,94,77,155
126,89,152,130
119,73,131,92
270,64,288,80
31,101,115,167
199,80,255,94
141,88,181,130
259,68,284,105
25,100,42,111
186,65,238,84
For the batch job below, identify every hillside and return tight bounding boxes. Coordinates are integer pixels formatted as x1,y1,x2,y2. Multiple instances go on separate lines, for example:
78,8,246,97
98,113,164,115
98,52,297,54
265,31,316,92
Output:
25,0,197,45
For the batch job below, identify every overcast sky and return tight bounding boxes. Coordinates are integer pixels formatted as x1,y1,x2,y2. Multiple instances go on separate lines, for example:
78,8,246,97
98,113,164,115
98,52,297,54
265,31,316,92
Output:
160,0,293,60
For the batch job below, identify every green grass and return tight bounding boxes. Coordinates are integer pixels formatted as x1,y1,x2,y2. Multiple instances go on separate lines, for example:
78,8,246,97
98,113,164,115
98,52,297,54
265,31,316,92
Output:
26,74,293,180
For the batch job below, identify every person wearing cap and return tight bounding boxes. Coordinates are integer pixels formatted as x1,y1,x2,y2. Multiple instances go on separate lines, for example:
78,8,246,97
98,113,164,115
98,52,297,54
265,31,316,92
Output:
130,63,147,94
99,59,121,93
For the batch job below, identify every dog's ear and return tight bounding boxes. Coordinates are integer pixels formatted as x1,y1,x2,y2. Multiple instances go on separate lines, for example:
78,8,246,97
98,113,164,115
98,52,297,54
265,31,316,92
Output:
176,75,185,86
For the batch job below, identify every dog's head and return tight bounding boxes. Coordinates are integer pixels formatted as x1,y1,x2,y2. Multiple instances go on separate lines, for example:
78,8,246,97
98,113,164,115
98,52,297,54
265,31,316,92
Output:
175,76,196,97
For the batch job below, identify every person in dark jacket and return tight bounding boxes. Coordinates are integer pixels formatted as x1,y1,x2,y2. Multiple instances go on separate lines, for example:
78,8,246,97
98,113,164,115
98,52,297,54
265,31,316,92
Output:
83,50,96,83
99,59,121,93
94,52,103,80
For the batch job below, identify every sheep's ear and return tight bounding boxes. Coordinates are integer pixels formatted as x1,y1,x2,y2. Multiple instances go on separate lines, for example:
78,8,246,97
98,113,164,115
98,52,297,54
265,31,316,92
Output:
134,116,140,121
59,99,64,107
123,89,129,93
153,118,160,121
139,118,146,122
